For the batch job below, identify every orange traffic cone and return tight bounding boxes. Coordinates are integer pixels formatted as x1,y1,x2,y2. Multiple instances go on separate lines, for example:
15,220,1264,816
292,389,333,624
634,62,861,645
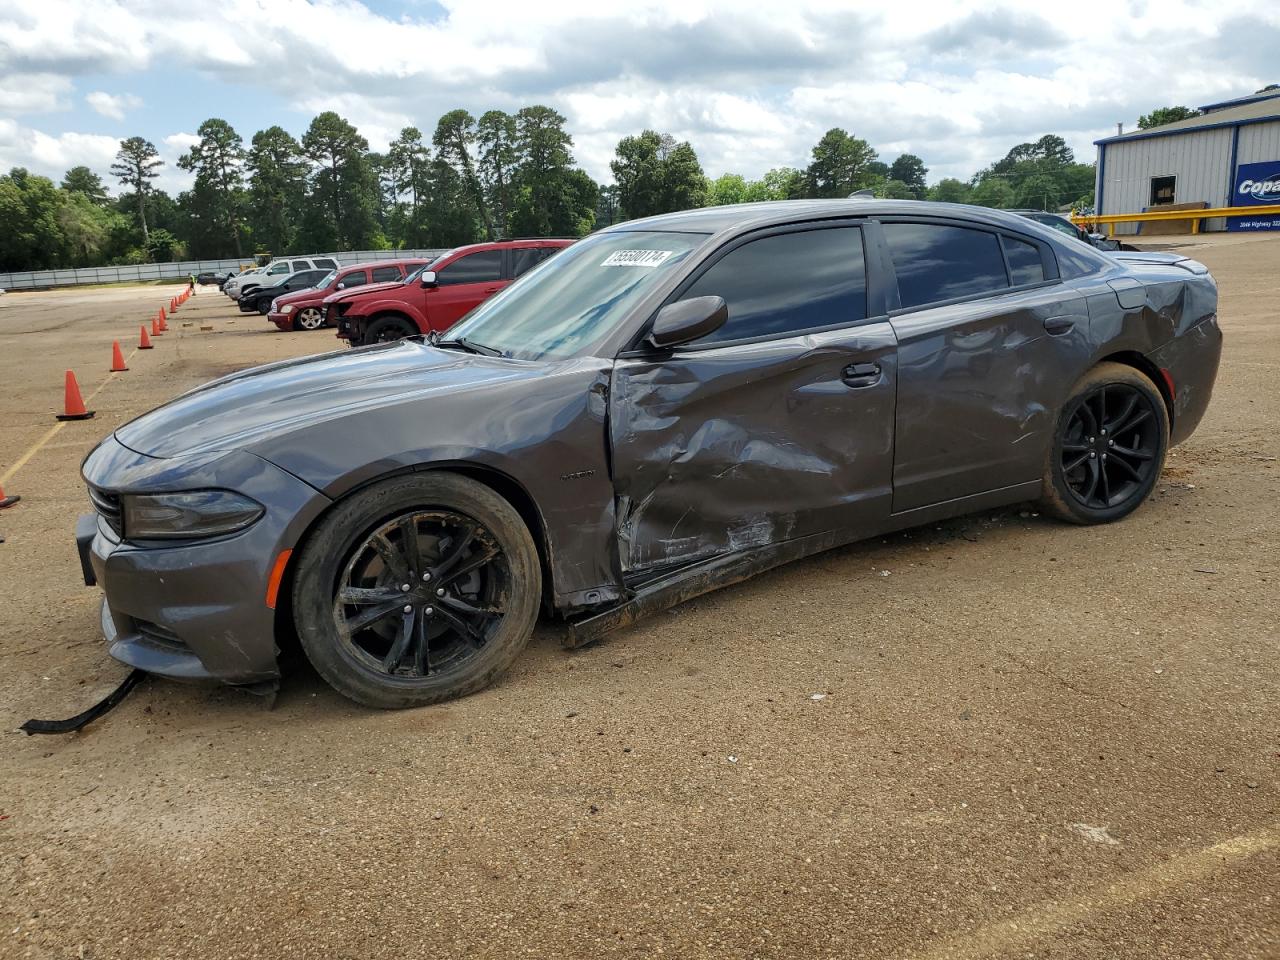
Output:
158,308,168,332
0,483,18,509
55,370,94,421
151,317,163,337
110,341,128,372
139,324,153,349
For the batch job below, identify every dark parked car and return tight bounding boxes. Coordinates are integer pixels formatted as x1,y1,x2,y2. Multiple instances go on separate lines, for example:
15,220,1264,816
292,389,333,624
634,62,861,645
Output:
195,271,224,285
238,269,331,315
77,200,1221,708
1013,210,1137,251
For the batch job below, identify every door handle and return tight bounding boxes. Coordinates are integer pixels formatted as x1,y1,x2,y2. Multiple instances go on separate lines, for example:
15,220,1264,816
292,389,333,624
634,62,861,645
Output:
484,286,502,293
1043,316,1075,335
841,362,882,388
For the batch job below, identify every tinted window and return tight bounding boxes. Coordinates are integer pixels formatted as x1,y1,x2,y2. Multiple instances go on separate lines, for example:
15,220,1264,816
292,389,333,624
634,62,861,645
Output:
314,258,338,269
290,261,310,272
1003,236,1046,286
1055,243,1097,280
267,263,290,274
681,227,867,344
511,247,545,278
371,265,402,283
438,250,503,285
884,223,1008,308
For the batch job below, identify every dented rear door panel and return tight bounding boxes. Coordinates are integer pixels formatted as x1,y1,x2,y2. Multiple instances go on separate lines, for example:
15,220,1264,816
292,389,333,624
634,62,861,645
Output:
608,323,897,575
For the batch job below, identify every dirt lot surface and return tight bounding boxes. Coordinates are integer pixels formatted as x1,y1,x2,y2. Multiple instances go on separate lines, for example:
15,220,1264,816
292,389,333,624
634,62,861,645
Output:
1,241,1277,960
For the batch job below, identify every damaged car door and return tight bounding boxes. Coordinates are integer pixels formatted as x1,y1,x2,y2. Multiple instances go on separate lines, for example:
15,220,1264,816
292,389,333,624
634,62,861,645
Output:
608,223,897,576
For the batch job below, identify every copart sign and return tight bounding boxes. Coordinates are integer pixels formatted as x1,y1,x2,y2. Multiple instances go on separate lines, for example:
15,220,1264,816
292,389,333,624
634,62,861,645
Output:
1229,159,1280,232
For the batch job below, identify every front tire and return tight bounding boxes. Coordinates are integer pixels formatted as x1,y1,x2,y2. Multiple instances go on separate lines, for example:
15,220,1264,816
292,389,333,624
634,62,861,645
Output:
292,473,541,708
295,307,324,331
1041,362,1169,524
362,315,418,345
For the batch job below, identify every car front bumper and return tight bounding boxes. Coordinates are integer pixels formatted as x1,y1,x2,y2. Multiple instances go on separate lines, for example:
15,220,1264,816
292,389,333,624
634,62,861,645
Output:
79,438,332,685
268,311,292,330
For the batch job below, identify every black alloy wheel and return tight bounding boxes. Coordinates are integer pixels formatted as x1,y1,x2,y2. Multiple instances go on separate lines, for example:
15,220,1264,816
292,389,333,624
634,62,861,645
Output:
334,509,508,679
1042,362,1169,524
292,473,541,708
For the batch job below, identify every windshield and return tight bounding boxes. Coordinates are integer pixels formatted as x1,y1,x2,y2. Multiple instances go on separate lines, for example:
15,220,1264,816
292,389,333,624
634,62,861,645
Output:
315,270,338,289
445,231,705,360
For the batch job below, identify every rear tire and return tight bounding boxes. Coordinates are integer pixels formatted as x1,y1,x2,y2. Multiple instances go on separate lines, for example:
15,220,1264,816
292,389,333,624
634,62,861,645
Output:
1040,362,1169,524
362,315,418,345
292,473,541,708
257,298,271,315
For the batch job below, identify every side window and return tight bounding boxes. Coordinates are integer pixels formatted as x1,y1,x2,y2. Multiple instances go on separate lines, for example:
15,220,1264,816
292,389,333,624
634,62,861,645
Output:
314,258,338,270
883,223,1008,309
511,247,545,278
339,270,369,289
437,249,503,285
268,263,290,275
290,261,311,272
371,265,402,283
680,227,867,345
1002,236,1046,286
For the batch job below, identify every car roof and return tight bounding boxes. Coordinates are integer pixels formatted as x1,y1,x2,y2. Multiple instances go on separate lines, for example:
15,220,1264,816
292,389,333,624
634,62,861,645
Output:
601,199,1058,236
442,238,575,257
338,259,424,274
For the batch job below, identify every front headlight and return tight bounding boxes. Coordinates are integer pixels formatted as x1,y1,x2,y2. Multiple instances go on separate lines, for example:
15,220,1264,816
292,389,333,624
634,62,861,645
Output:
121,490,264,540
281,304,294,314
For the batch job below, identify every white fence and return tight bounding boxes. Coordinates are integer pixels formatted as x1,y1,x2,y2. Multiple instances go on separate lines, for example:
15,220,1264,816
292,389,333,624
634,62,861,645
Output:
0,249,447,291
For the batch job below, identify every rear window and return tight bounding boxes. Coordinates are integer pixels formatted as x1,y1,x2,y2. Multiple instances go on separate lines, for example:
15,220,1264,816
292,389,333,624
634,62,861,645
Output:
681,227,867,344
1003,236,1046,286
884,222,1008,309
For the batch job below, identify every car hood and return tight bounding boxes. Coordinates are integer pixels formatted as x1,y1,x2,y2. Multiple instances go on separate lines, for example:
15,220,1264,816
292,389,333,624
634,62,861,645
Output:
323,280,406,305
275,286,328,307
114,340,547,459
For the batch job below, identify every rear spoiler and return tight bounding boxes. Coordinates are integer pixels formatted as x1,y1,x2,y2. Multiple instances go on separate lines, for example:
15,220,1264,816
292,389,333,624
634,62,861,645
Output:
1109,251,1210,276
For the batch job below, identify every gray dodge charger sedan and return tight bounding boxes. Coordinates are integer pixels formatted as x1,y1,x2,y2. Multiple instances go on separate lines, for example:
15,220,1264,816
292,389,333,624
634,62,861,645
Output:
79,200,1222,708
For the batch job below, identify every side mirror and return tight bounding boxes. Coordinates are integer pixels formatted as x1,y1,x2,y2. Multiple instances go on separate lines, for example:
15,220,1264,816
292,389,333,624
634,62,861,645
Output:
647,296,728,349
420,271,438,288
336,281,347,289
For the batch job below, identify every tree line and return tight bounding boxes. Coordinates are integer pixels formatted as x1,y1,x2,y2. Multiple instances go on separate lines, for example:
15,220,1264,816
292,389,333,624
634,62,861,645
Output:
0,108,1098,274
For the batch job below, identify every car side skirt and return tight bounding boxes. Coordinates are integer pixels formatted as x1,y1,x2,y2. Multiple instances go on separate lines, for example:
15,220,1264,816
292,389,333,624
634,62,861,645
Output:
565,478,1041,647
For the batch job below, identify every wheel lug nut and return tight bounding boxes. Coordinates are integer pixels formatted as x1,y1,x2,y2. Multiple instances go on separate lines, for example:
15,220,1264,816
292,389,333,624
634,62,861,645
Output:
1088,436,1095,443
403,605,412,614
436,588,445,597
1089,452,1096,459
1107,439,1114,446
422,572,431,582
401,583,411,592
424,606,434,616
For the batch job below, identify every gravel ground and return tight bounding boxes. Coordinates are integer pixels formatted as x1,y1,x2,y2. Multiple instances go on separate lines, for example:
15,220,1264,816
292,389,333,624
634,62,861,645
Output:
0,242,1277,960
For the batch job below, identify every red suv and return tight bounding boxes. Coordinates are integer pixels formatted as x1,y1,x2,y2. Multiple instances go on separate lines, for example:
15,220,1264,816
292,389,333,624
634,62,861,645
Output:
268,259,427,331
327,239,573,345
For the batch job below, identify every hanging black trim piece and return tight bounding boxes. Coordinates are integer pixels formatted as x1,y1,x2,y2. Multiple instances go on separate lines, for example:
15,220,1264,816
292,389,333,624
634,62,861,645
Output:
19,669,146,735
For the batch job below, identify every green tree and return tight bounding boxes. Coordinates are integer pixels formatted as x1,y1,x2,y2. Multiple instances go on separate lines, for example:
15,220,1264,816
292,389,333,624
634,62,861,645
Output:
928,178,971,204
0,168,66,270
509,105,593,236
434,109,491,239
610,130,706,220
707,173,749,206
888,154,928,199
246,126,309,256
177,118,247,257
61,166,109,205
1137,106,1198,129
300,112,380,250
805,128,878,198
879,179,917,200
477,110,518,236
146,227,179,262
110,136,162,248
969,177,1016,208
387,126,431,245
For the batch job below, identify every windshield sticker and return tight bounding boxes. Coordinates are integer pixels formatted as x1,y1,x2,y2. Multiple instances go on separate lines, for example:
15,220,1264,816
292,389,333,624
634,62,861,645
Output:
601,249,675,268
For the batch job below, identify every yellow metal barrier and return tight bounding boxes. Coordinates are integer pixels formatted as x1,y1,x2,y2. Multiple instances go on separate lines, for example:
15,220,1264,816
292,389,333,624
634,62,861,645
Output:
1071,204,1280,236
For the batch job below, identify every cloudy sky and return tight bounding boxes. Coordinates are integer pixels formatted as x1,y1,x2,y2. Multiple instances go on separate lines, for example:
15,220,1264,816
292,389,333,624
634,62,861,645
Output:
1,0,1277,196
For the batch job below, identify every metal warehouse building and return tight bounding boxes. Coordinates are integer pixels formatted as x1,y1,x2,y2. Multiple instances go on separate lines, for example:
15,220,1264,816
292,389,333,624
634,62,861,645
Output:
1094,89,1280,234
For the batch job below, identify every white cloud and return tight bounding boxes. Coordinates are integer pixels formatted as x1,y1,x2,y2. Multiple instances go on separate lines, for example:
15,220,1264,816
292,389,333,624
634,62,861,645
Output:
85,90,142,120
1,0,1278,185
0,72,72,114
0,119,119,178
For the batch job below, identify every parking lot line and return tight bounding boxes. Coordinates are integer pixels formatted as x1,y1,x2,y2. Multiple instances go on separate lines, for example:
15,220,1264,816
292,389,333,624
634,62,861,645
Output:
0,349,138,487
907,823,1280,960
